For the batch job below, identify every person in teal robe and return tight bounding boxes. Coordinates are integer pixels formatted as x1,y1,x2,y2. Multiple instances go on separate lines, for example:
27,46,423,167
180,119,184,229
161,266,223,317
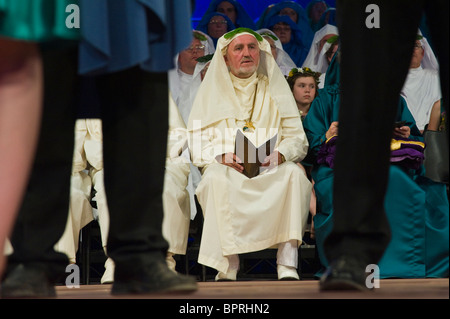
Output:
303,53,449,279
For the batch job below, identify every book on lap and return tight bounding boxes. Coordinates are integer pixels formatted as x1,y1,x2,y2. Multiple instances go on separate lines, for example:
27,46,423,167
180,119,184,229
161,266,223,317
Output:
234,130,278,178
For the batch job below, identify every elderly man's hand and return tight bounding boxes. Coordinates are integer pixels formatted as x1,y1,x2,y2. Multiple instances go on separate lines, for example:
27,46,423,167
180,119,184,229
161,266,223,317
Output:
218,152,244,173
261,151,285,169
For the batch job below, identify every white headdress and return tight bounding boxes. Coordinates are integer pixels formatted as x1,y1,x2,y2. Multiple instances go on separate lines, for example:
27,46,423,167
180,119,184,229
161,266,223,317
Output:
302,24,338,73
256,28,297,76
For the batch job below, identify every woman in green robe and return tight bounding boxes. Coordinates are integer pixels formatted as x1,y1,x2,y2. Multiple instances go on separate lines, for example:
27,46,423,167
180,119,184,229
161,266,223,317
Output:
303,53,449,278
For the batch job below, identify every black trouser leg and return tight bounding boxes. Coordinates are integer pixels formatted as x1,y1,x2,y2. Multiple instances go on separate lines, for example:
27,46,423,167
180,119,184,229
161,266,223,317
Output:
95,68,169,274
325,0,424,265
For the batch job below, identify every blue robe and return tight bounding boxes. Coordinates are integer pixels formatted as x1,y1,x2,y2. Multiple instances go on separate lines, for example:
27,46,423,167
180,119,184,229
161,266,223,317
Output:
303,56,449,278
78,0,193,75
264,15,311,67
201,0,255,29
195,11,236,48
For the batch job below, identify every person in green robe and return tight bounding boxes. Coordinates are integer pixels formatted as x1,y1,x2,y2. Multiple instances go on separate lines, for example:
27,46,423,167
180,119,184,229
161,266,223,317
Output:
303,53,449,279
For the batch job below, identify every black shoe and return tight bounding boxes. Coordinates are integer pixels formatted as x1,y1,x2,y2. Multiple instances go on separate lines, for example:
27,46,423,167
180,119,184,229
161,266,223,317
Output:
319,256,371,292
1,263,56,298
111,260,197,295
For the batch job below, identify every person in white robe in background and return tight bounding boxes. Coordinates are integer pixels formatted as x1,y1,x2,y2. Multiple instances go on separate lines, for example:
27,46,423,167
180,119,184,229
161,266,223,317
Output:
256,28,297,76
54,118,114,284
302,24,338,88
187,28,312,281
162,93,192,272
168,30,215,223
401,31,441,133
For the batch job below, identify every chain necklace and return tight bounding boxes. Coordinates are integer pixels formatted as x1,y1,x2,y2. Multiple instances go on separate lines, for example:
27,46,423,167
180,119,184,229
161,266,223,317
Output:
243,83,258,132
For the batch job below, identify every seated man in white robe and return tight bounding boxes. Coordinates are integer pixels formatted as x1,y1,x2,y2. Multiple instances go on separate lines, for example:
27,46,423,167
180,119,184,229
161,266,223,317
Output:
187,28,312,281
168,30,215,223
401,32,442,133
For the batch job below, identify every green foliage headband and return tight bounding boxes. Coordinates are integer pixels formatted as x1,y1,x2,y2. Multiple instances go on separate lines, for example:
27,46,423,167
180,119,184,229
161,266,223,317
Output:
193,31,207,41
326,35,339,44
259,32,279,42
224,27,263,42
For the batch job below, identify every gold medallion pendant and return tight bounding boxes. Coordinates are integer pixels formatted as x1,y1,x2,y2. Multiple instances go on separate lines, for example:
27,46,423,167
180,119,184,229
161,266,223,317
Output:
243,120,255,132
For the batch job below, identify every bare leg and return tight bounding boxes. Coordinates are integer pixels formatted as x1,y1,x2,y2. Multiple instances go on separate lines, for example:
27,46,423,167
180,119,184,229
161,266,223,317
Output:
0,39,42,276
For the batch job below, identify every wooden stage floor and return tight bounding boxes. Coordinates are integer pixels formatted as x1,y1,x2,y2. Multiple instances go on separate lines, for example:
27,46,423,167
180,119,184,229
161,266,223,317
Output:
54,278,448,299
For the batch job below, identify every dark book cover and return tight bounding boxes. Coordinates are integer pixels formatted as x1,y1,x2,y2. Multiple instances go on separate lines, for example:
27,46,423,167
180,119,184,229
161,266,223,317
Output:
234,130,278,178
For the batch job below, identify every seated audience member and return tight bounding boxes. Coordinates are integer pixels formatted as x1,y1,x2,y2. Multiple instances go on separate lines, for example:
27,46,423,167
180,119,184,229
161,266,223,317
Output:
54,118,114,284
302,24,339,88
169,30,215,130
196,12,236,48
303,54,449,279
167,31,215,270
305,0,329,32
267,15,312,67
315,7,338,32
204,0,256,29
187,28,312,281
401,32,442,133
286,67,322,238
259,1,314,42
286,67,321,120
169,30,215,223
257,28,297,76
162,93,192,273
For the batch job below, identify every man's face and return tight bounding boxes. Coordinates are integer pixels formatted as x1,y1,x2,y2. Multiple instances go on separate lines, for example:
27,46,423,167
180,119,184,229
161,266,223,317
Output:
224,34,260,78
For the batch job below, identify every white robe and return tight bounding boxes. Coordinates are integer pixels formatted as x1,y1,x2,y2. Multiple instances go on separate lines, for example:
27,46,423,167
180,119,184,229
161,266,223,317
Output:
168,63,206,220
191,74,312,273
54,119,109,263
401,66,441,131
162,94,191,255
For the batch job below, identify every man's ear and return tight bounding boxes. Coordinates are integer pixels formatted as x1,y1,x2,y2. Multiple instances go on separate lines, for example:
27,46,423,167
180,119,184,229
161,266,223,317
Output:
224,54,229,66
